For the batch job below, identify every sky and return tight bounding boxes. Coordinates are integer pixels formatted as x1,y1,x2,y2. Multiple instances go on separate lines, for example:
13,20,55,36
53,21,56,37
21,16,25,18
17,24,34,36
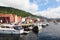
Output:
0,0,60,18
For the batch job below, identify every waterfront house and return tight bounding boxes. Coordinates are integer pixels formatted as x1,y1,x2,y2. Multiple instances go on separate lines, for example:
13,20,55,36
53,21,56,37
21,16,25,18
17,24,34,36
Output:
25,17,37,23
0,13,22,23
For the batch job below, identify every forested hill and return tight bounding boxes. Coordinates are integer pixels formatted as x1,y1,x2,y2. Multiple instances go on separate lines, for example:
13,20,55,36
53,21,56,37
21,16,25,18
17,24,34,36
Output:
0,6,33,17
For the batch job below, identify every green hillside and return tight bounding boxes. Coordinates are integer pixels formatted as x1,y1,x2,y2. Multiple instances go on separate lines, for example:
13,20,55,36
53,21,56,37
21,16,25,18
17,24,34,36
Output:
0,6,33,17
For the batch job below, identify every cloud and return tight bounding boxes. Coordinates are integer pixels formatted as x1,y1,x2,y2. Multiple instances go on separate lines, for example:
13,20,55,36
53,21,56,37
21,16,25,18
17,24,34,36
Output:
33,0,48,5
0,0,38,14
36,7,60,18
56,0,60,2
0,2,8,6
0,0,60,18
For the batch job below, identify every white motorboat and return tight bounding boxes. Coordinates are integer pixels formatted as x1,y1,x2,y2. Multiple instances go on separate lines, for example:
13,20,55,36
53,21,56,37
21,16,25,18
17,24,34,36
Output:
13,25,30,34
0,24,30,34
37,23,42,31
33,23,42,31
0,26,19,34
0,24,24,34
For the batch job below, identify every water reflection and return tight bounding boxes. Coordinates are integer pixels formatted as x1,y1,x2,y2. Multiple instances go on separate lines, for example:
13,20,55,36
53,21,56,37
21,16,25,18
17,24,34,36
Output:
20,26,38,40
38,23,60,40
22,31,38,40
0,34,20,40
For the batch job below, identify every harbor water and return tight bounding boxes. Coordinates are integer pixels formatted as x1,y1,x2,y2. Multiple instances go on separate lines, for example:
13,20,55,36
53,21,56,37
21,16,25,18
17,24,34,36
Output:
20,31,38,40
38,22,60,40
0,34,20,40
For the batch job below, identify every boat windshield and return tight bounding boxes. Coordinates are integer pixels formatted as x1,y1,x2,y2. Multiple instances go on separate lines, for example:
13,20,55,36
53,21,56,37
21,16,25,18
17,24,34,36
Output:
13,26,23,30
